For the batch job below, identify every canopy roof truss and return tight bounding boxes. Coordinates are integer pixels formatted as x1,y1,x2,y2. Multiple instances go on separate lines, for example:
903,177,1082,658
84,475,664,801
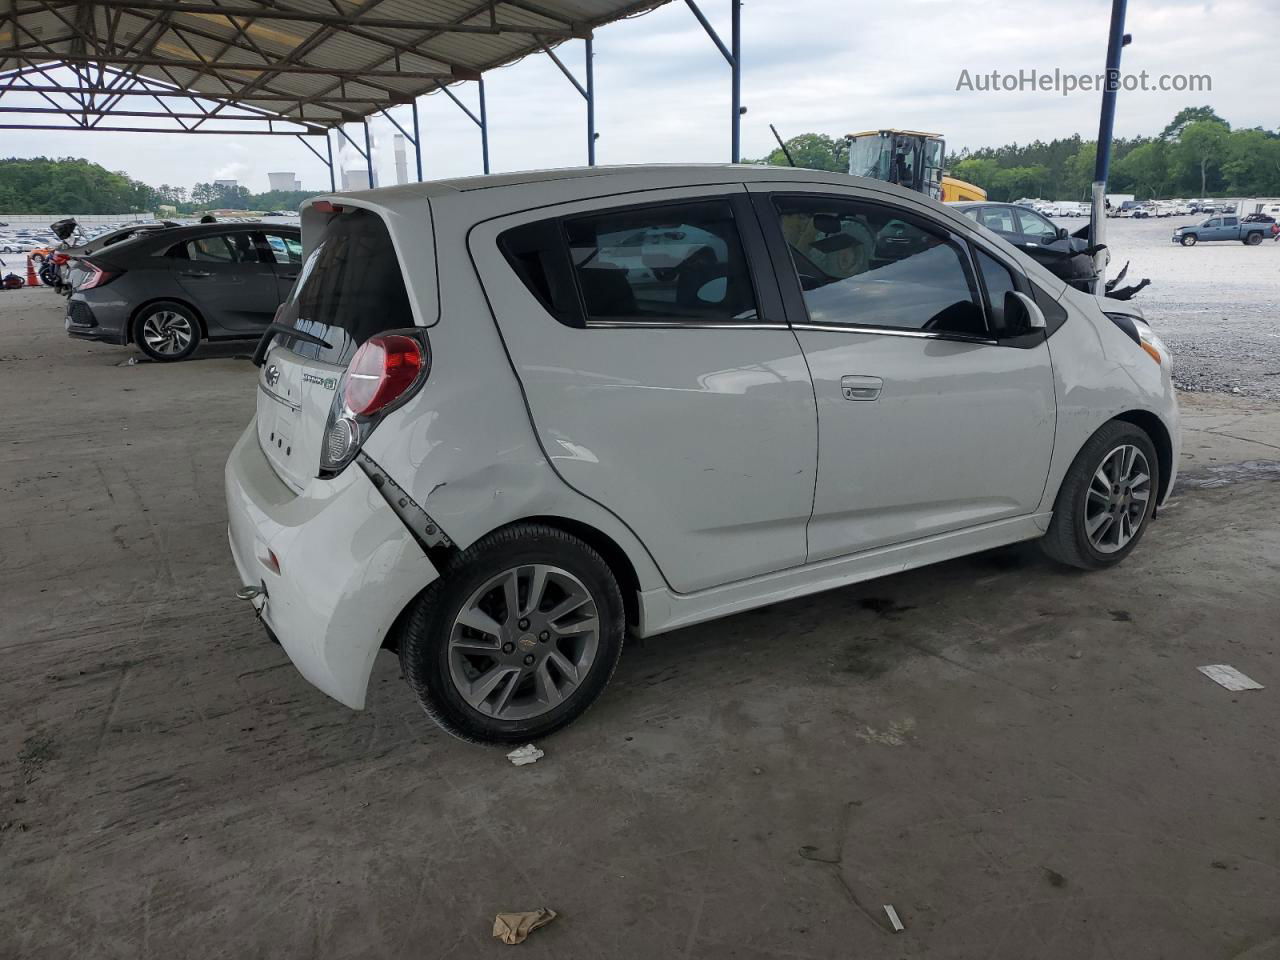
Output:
0,0,745,188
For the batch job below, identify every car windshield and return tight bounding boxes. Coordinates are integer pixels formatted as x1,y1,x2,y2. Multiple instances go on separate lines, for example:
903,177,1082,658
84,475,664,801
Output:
847,136,890,180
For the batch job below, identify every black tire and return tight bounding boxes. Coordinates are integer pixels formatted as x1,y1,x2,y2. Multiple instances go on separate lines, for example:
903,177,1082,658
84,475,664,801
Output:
399,523,626,744
133,301,200,362
1244,232,1263,245
1040,420,1160,571
1180,234,1197,246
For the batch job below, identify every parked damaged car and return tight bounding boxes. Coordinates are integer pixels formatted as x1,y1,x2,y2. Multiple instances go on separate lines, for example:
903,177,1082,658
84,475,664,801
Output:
954,201,1150,299
227,165,1180,744
65,222,303,361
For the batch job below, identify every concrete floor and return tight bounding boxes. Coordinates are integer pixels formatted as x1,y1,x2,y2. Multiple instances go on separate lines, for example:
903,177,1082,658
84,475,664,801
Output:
2,284,1279,960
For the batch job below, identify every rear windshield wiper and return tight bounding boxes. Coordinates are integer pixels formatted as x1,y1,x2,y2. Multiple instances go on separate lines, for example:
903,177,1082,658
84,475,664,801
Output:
252,321,331,367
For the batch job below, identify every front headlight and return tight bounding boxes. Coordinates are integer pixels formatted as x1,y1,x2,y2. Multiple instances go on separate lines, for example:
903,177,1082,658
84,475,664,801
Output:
1106,313,1166,366
1135,322,1165,366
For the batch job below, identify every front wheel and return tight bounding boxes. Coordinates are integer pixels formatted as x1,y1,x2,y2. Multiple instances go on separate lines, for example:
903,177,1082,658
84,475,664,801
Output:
400,524,626,743
1040,421,1160,570
1180,234,1197,246
133,301,200,361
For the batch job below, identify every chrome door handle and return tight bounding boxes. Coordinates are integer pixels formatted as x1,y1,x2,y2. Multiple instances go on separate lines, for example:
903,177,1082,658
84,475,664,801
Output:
840,375,883,401
181,270,213,278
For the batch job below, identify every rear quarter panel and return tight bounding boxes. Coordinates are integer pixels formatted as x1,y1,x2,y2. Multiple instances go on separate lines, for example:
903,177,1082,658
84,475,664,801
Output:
355,195,669,599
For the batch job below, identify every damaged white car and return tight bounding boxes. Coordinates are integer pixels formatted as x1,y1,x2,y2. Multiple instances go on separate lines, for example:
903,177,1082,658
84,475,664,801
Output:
226,165,1179,743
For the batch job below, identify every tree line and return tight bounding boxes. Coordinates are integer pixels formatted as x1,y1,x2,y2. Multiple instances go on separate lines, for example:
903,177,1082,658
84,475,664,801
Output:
755,107,1280,201
0,158,319,214
5,106,1276,213
150,181,318,213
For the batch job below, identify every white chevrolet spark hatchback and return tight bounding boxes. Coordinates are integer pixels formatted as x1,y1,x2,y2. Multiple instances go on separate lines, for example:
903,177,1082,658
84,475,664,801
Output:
226,165,1179,743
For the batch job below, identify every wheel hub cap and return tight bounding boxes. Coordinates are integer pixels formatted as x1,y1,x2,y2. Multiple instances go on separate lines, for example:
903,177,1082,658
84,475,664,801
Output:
1084,443,1152,554
448,563,600,722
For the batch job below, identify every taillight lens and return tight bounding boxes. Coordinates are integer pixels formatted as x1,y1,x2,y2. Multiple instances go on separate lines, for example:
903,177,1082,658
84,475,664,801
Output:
320,330,430,477
343,335,424,415
78,261,120,290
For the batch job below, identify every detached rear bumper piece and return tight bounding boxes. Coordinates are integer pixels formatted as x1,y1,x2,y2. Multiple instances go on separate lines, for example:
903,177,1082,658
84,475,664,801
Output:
224,419,438,708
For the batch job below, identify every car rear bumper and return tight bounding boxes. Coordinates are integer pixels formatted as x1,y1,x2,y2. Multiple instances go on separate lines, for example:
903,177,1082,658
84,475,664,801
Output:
65,294,129,345
224,418,438,709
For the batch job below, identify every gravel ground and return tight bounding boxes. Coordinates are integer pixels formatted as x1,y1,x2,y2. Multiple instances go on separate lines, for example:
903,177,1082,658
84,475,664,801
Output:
1053,215,1280,402
3,284,1280,959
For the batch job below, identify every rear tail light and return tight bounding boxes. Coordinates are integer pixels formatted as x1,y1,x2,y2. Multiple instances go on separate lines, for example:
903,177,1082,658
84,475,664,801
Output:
79,260,121,290
343,335,424,415
320,330,430,476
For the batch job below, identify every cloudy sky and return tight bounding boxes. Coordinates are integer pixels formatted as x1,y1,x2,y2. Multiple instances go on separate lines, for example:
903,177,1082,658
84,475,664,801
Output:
4,0,1277,193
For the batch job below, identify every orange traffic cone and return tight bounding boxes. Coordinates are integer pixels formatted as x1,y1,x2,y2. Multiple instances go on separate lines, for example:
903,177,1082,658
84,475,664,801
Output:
25,255,38,288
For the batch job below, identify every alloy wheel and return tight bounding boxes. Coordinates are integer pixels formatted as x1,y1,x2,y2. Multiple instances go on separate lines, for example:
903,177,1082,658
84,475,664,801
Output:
1084,444,1152,554
141,310,194,355
448,563,600,722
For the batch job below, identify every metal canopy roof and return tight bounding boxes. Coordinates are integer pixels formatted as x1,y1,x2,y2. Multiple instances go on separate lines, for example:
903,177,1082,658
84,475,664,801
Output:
0,0,668,130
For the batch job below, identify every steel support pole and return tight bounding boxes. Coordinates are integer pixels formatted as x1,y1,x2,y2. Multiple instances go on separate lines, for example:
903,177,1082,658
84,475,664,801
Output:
478,77,490,174
730,0,741,163
412,98,423,181
1089,0,1128,289
585,36,596,166
326,131,336,191
363,119,375,187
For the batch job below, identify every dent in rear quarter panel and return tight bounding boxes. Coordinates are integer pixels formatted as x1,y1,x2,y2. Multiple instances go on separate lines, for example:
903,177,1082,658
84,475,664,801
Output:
1039,287,1180,513
356,197,668,596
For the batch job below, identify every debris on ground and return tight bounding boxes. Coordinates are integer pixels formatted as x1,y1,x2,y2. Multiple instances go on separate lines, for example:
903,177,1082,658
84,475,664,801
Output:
1198,665,1264,692
493,908,557,944
883,905,905,932
506,743,544,766
1044,868,1068,888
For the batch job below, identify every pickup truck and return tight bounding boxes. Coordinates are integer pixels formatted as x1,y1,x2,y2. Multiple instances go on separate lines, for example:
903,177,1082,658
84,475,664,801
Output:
1172,215,1276,246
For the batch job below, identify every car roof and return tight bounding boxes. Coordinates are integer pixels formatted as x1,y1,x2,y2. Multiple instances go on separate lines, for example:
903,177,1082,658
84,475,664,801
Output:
310,163,924,204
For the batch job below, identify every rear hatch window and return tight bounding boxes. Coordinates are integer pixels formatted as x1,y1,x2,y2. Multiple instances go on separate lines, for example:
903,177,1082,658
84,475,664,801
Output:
256,208,413,491
275,209,412,364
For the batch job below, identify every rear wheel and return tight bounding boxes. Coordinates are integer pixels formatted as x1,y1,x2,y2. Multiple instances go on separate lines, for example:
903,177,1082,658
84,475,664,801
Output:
400,524,626,743
133,301,200,362
1244,232,1263,245
1180,234,1197,246
1040,421,1159,570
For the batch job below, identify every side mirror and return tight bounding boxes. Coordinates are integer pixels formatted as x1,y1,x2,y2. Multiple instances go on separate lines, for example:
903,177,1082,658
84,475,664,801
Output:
1056,227,1069,240
1003,290,1047,333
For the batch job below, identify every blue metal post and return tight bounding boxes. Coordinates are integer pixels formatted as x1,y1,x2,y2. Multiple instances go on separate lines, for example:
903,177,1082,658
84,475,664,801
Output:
586,36,596,166
478,77,490,174
1093,0,1128,187
412,98,423,181
1088,0,1129,285
684,0,742,163
363,119,375,187
730,0,740,163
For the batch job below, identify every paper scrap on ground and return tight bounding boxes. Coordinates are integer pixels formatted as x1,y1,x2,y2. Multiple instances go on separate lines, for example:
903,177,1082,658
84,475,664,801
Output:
493,908,557,944
507,743,544,766
884,905,905,932
1198,664,1264,692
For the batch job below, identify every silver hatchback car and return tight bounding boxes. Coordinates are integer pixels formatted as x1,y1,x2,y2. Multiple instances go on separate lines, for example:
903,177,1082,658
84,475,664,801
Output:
226,165,1179,743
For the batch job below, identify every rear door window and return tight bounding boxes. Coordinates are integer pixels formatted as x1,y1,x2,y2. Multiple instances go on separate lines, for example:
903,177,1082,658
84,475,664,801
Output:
187,234,239,262
563,200,759,324
978,207,1016,234
260,231,303,264
275,209,411,364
